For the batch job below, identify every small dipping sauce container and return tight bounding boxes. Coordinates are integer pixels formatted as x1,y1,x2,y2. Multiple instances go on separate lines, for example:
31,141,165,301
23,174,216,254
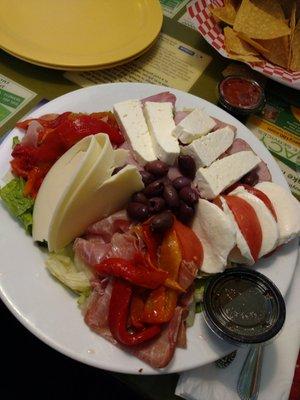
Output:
203,267,286,345
218,75,265,119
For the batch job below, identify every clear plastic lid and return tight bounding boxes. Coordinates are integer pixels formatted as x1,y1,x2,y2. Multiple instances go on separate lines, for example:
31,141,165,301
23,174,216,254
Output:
203,267,286,345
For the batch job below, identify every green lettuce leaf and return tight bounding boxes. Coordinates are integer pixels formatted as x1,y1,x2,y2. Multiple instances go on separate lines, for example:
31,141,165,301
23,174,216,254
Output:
0,177,34,233
12,136,20,148
45,253,91,294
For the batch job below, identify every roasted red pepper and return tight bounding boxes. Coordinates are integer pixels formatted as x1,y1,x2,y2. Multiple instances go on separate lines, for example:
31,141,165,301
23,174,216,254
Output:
12,111,124,197
173,219,203,266
94,255,168,289
129,292,145,329
142,286,178,324
109,279,161,346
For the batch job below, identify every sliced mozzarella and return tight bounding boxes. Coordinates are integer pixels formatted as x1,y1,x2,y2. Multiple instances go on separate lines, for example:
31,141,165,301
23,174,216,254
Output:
113,99,156,165
33,133,134,251
255,182,300,245
220,197,254,265
181,126,235,168
48,165,143,252
33,134,109,243
172,108,216,144
192,199,236,274
195,151,261,199
230,187,279,257
143,101,180,165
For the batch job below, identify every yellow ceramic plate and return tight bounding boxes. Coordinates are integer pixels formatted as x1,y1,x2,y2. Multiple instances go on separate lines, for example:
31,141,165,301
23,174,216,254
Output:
2,32,160,71
0,0,163,69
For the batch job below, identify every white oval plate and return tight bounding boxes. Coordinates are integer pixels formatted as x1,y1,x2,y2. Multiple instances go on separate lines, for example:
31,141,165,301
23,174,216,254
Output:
0,83,298,375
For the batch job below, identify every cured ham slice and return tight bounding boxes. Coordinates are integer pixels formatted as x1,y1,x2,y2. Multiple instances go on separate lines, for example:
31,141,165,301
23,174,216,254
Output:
174,111,191,125
212,117,237,133
85,210,130,239
84,278,116,343
85,280,185,368
74,238,111,266
21,120,43,147
178,260,199,290
141,92,176,107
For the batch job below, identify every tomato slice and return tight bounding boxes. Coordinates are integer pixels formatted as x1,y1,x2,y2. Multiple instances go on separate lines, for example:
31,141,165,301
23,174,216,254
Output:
238,184,277,221
173,219,203,267
223,195,262,261
142,286,177,324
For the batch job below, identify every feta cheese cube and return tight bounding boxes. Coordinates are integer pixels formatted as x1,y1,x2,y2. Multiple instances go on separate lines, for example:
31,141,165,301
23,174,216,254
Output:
143,101,180,165
113,99,156,166
181,126,235,168
172,108,216,144
195,151,261,199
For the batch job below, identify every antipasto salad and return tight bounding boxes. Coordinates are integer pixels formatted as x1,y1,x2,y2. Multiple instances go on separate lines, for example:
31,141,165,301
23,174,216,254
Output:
1,91,299,368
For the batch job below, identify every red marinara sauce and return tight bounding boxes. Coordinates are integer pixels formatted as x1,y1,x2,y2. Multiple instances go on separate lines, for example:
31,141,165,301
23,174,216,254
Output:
218,76,265,116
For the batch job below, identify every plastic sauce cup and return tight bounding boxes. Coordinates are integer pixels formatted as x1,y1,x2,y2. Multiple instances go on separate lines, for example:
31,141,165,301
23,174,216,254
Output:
203,267,286,346
218,75,265,118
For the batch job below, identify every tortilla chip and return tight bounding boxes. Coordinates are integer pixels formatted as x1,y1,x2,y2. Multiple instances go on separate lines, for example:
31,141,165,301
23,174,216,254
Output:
210,1,237,25
224,27,259,56
256,36,289,68
236,32,270,53
290,20,300,71
227,52,263,63
233,0,291,39
288,2,297,68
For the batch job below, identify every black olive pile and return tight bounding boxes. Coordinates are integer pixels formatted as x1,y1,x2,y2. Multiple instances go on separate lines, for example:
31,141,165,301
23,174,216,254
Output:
127,156,199,225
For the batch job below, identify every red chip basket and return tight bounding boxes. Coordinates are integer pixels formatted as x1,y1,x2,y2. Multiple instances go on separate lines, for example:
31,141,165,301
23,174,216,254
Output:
188,0,300,89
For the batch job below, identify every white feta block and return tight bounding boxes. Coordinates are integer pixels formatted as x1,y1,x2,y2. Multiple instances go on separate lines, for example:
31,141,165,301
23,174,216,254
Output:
113,99,156,166
172,108,216,144
143,101,180,165
195,151,261,199
181,126,235,168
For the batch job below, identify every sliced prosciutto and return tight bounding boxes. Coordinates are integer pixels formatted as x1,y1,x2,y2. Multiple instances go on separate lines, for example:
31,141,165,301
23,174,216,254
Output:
84,278,116,343
21,120,43,147
85,210,130,239
141,92,176,107
85,279,185,368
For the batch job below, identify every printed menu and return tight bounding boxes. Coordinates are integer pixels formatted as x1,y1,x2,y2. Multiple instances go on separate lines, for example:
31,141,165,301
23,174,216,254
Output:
64,34,212,92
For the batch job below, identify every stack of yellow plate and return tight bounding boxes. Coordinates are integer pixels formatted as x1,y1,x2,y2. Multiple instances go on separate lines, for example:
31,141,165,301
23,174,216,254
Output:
0,0,163,70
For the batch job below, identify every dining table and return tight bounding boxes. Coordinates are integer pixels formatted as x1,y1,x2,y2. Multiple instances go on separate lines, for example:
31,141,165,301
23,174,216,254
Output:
0,1,299,399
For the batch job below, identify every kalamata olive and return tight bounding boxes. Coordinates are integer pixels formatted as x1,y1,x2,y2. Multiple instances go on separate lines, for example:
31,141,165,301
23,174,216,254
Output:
178,155,196,179
178,202,194,224
127,202,149,221
241,170,259,186
143,180,164,197
172,176,192,190
163,184,180,209
139,170,155,186
179,186,199,205
144,160,169,177
131,192,149,205
149,197,165,214
150,211,174,234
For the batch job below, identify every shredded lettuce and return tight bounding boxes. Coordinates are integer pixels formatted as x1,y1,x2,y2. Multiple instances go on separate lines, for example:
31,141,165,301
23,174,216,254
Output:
45,250,91,294
12,136,20,148
0,177,34,233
